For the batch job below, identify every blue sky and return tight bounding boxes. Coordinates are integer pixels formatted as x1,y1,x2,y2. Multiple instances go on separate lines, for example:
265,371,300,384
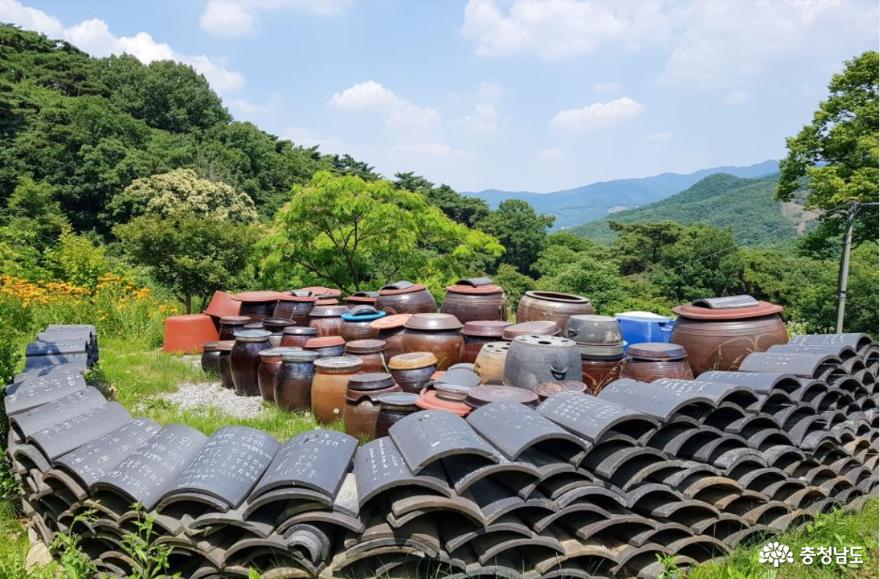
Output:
2,0,877,192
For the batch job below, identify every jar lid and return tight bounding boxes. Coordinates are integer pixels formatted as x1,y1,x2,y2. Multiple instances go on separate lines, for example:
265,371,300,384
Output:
202,341,220,351
215,340,235,351
533,380,588,399
316,298,339,306
379,281,427,296
347,372,396,391
345,339,387,354
244,322,265,330
231,291,282,302
434,382,473,401
436,367,481,389
370,313,412,330
310,305,349,317
305,336,346,349
277,294,319,303
388,352,438,370
465,385,539,408
673,298,783,320
578,342,626,359
352,291,380,298
314,356,363,372
524,290,591,304
281,349,319,363
627,342,687,361
233,329,272,342
462,320,512,337
259,347,288,358
299,286,342,297
376,392,420,410
404,313,463,331
220,315,251,325
282,326,319,336
341,309,386,322
446,282,504,295
416,390,471,416
503,321,560,340
263,317,296,326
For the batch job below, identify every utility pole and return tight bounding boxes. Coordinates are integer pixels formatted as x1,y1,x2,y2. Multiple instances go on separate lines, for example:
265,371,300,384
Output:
835,201,878,333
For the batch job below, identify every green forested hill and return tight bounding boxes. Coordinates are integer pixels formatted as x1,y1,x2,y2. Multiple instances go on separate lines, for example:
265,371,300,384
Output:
570,173,814,245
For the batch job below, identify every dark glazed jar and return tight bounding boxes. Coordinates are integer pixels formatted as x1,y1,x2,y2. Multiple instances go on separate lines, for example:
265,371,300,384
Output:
258,347,299,403
620,342,694,383
216,340,235,389
375,393,420,437
344,373,401,441
345,339,388,372
219,316,250,341
304,336,346,358
231,291,282,321
312,356,362,424
273,294,318,325
388,352,438,393
308,305,348,337
201,341,222,376
671,298,788,375
460,321,511,364
441,278,507,323
516,291,593,332
275,349,319,411
280,326,319,349
402,313,464,370
230,329,272,396
340,308,385,342
375,281,437,315
504,335,583,390
369,314,412,360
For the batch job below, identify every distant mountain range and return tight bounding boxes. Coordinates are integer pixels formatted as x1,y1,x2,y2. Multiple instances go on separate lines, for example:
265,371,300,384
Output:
570,173,819,246
465,160,780,231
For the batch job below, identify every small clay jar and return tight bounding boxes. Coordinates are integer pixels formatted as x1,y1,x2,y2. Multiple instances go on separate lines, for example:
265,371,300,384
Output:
502,321,560,341
275,349,319,411
375,393,421,438
581,355,623,395
304,336,346,358
308,305,348,337
216,340,235,389
219,316,250,341
280,326,319,349
375,281,437,315
201,341,222,376
620,342,694,383
460,321,511,364
231,291,282,320
440,278,507,323
273,294,318,325
402,313,464,370
473,342,510,385
388,352,438,393
230,329,272,397
312,356,362,424
516,291,593,332
344,339,388,372
532,380,588,401
369,314,412,360
344,373,401,441
257,347,299,403
340,308,385,342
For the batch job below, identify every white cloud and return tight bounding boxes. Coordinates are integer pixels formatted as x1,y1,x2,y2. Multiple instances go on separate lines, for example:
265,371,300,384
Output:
199,0,352,36
459,81,504,134
330,80,402,110
648,132,672,141
330,81,440,136
230,92,281,115
536,147,563,160
284,126,343,152
551,96,644,132
593,81,620,92
722,90,749,106
1,0,244,93
391,142,468,158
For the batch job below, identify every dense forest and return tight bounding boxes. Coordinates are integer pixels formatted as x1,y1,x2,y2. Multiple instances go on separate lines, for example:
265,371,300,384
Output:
0,24,876,336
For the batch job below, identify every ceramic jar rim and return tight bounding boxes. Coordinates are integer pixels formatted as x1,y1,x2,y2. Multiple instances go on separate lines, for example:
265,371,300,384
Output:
233,329,272,342
345,339,387,354
314,356,363,372
525,290,591,304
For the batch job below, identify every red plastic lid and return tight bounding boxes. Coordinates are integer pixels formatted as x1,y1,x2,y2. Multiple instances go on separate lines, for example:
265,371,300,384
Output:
446,284,504,295
673,301,783,320
379,283,427,296
231,291,283,302
304,336,345,348
370,313,412,330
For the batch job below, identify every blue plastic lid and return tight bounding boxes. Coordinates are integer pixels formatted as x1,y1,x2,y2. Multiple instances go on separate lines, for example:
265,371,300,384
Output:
342,310,386,322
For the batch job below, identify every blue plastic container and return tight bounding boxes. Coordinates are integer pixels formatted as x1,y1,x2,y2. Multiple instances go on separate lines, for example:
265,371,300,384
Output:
614,312,675,351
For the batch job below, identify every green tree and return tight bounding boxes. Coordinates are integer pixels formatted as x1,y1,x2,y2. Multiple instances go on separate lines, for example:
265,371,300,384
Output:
777,51,879,244
479,199,554,275
2,177,68,251
611,221,683,275
261,171,503,293
326,154,380,181
393,172,490,227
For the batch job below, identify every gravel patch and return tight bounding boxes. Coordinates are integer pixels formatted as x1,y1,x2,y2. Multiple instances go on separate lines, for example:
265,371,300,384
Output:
158,381,267,419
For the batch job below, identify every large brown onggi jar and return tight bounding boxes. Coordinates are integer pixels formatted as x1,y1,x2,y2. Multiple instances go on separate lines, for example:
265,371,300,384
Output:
581,356,623,395
620,342,694,383
459,321,511,364
402,313,464,370
440,278,507,323
473,341,510,385
230,329,273,397
216,340,235,389
344,339,388,372
273,294,318,325
375,392,421,437
257,347,299,403
388,352,437,393
670,297,788,375
304,336,346,358
374,281,437,315
231,291,282,321
201,341,222,376
516,291,593,332
312,356,362,424
275,349,319,411
340,308,385,342
308,305,348,337
344,373,401,441
219,316,250,341
280,326,319,348
369,314,412,360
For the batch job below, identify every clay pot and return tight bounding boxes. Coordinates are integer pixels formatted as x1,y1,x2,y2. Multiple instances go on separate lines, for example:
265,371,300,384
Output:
670,299,788,375
257,347,295,402
344,339,388,372
344,373,401,441
299,286,342,299
503,321,560,341
375,393,421,437
312,356,362,424
219,316,250,341
304,336,346,358
346,291,379,307
440,278,507,323
565,315,624,355
465,385,539,409
533,380,588,401
369,314,412,360
308,305,348,337
273,294,318,325
375,281,437,315
460,321,512,364
388,352,437,393
580,356,623,395
231,291,282,320
216,341,234,389
473,342,510,385
316,298,340,306
516,291,593,331
620,342,694,382
416,388,471,417
201,341,222,376
340,308,385,342
402,313,464,370
504,335,583,390
280,326,319,349
230,329,272,396
275,349,319,411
